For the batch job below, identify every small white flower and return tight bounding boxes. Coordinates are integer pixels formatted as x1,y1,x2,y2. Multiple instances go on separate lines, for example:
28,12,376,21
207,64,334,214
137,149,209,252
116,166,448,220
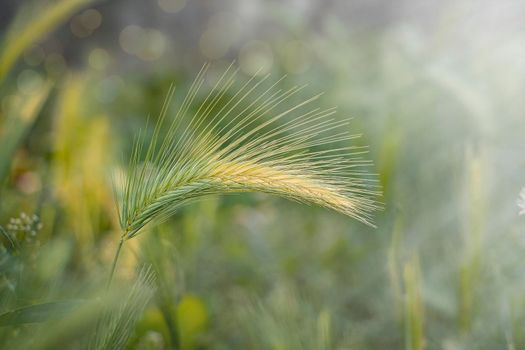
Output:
518,188,525,215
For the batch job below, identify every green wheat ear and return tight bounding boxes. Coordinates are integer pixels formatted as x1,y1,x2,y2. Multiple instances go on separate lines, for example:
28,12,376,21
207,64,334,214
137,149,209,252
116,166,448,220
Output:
117,63,380,240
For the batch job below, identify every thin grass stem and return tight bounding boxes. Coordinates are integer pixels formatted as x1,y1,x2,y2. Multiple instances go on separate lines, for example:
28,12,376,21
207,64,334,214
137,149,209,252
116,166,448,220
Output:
107,238,124,289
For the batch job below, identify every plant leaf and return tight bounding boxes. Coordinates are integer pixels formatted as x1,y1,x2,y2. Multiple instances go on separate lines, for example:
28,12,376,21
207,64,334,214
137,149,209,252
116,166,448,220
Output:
0,81,52,185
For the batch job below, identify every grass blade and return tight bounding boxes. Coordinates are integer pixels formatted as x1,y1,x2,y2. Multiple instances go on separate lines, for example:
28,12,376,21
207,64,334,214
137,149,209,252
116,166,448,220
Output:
0,300,85,326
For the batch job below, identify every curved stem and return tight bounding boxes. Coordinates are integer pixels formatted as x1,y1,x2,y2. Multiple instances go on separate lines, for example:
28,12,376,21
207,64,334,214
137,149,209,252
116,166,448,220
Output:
107,238,124,289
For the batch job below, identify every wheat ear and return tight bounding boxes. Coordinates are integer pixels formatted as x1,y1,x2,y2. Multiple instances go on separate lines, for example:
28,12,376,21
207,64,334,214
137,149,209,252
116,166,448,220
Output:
117,63,380,240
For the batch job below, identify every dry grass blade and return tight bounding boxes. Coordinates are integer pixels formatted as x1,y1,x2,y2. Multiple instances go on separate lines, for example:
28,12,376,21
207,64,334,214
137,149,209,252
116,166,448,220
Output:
117,64,380,239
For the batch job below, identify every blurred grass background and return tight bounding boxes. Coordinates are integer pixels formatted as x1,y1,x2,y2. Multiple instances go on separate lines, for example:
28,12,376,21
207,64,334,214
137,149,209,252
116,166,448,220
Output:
1,0,525,349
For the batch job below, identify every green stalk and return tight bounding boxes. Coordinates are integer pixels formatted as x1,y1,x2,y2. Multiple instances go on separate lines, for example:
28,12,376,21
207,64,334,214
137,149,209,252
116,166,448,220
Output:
158,301,180,350
107,238,124,289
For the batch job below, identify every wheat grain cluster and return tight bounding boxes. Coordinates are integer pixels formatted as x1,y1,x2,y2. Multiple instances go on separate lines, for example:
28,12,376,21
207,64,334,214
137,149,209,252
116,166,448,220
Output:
117,63,380,239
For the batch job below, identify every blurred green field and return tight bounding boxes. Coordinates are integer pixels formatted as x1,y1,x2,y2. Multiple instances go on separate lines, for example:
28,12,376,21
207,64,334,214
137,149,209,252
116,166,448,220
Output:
1,0,525,349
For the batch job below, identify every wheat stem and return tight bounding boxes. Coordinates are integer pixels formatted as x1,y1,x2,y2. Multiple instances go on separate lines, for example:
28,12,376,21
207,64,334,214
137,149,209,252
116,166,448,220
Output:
107,238,124,289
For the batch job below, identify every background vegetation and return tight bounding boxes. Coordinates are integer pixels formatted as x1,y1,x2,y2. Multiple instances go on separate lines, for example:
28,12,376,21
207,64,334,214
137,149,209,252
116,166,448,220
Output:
1,0,525,349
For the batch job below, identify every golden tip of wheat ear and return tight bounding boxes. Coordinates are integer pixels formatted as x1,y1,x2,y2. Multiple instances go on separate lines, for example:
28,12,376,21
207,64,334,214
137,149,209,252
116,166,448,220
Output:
208,160,378,225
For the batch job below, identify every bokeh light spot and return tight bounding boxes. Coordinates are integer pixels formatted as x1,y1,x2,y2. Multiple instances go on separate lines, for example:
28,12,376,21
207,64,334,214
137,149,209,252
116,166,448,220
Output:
137,29,167,61
281,40,310,74
88,48,110,70
23,45,46,67
81,9,102,31
199,30,229,60
71,9,102,38
119,25,142,55
96,75,124,103
1,94,21,114
17,172,42,195
158,0,187,14
71,16,91,38
239,40,273,76
17,70,44,95
120,25,167,61
44,53,67,77
199,12,242,60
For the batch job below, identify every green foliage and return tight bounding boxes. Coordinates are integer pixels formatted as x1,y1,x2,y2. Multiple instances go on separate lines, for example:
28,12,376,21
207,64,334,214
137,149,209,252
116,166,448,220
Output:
1,0,525,349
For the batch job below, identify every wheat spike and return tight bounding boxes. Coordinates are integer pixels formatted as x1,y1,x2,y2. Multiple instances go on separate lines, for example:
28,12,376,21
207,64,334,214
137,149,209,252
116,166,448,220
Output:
117,64,380,239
